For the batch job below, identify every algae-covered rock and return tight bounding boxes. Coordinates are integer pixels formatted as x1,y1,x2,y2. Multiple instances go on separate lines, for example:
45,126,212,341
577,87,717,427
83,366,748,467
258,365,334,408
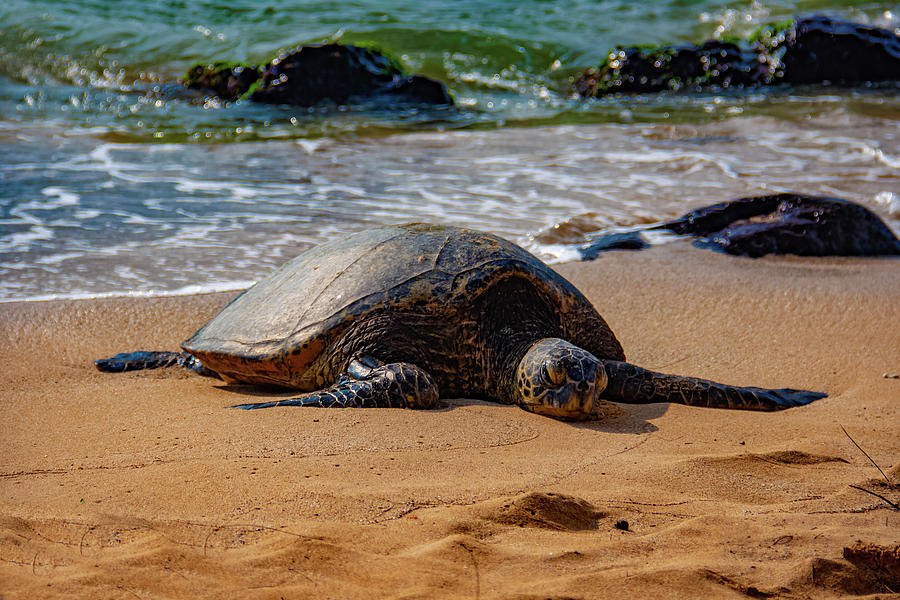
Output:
575,16,900,97
250,43,451,106
183,62,261,102
574,40,763,97
182,43,452,108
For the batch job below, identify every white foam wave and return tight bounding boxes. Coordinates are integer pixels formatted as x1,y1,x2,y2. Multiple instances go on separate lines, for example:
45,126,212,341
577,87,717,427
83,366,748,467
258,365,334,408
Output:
3,115,899,302
0,225,54,250
875,191,900,216
41,186,80,206
0,280,257,304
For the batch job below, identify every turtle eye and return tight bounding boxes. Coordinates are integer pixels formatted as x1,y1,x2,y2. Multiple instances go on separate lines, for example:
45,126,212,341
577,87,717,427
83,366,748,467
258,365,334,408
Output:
540,363,566,387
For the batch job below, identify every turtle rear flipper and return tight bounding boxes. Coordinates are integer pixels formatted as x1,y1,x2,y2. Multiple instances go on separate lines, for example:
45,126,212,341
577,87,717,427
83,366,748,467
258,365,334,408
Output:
95,351,216,377
233,361,439,410
602,360,826,411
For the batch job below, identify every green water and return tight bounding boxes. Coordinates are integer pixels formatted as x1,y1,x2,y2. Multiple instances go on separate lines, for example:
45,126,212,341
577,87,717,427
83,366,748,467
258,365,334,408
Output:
2,0,897,140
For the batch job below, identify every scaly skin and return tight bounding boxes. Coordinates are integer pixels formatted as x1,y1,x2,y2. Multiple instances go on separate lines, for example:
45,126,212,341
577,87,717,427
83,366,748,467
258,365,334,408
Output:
600,360,826,411
95,351,216,377
514,339,606,419
233,359,439,410
512,338,824,416
95,343,825,416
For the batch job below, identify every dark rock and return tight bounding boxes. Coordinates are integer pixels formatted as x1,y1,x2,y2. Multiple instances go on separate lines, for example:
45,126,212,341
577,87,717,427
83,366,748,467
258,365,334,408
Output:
382,74,456,105
577,195,900,259
575,40,764,97
183,43,452,108
662,194,900,257
250,44,452,107
663,195,787,237
760,16,900,85
183,62,261,102
575,16,900,97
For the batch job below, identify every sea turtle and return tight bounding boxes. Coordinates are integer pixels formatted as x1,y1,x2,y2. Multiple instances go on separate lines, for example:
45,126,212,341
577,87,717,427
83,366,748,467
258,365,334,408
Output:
96,223,825,420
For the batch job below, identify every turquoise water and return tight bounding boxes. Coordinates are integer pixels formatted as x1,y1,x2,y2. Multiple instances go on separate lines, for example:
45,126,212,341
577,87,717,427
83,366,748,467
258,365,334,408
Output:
4,0,898,138
2,1,899,299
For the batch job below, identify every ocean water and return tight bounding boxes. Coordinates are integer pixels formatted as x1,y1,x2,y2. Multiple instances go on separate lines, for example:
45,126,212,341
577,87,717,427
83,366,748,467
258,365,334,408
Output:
2,0,899,301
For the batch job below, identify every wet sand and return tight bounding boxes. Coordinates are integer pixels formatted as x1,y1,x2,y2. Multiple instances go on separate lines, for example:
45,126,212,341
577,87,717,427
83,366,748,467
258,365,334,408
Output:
1,243,898,599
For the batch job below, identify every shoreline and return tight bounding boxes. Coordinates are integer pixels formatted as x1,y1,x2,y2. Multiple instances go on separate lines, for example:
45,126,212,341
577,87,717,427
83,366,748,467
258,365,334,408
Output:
0,280,257,306
2,242,898,598
5,115,900,303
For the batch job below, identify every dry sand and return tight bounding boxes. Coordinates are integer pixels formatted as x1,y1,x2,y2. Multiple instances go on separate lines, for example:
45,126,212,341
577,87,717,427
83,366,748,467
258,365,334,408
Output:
1,243,898,599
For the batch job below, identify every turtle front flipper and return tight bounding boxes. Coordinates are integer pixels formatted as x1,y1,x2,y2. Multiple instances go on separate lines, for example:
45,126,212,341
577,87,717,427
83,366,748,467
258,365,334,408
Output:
233,361,439,410
601,360,826,411
95,351,217,377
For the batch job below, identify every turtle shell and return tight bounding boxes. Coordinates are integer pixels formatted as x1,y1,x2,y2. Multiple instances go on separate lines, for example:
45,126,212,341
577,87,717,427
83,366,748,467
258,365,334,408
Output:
182,223,623,389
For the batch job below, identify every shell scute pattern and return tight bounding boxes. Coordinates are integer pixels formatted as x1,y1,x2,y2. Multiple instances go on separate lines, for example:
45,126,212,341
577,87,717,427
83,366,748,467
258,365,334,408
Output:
183,224,620,394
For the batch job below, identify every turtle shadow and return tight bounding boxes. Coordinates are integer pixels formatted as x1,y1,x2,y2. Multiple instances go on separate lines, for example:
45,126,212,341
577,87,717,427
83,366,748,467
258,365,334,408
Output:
445,398,661,434
214,386,661,431
571,401,663,434
213,383,300,397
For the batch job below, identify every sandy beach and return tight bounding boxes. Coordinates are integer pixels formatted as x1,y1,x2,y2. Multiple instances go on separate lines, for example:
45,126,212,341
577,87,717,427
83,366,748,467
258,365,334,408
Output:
1,242,898,599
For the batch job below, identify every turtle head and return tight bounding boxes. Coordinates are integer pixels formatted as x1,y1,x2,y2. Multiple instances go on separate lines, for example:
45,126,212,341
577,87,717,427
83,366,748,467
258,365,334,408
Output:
514,338,607,420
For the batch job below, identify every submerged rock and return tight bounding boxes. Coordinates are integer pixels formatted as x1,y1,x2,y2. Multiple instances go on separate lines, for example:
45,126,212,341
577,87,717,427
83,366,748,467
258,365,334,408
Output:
183,43,452,108
579,194,900,259
575,16,900,97
182,62,261,103
574,40,763,96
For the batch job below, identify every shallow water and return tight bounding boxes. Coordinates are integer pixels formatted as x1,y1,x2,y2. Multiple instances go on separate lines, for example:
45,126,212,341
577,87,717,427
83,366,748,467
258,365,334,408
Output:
1,1,899,300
